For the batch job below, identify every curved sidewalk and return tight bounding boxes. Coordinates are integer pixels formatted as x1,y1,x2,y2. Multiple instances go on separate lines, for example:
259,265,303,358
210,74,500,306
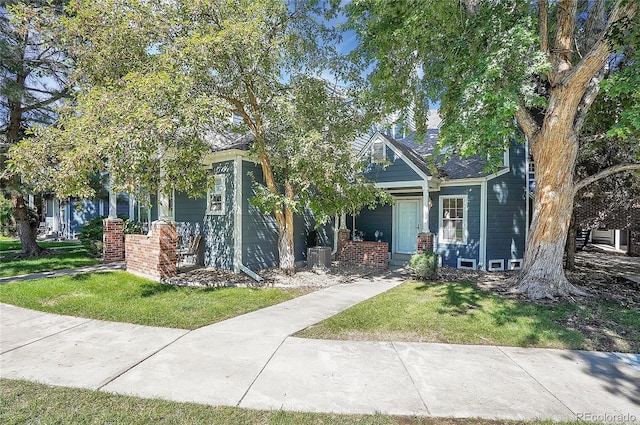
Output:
1,274,639,423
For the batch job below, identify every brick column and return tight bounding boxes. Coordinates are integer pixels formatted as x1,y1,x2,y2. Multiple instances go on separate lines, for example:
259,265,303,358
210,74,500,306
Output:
103,218,124,262
154,221,178,279
337,229,351,260
417,232,434,254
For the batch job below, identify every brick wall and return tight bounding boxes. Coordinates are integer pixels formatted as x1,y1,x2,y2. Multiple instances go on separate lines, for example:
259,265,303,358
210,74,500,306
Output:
338,240,388,269
417,232,434,253
103,218,124,262
126,221,178,281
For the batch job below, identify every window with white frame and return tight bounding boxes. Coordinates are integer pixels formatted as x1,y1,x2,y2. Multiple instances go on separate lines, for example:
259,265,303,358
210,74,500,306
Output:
371,139,385,162
207,175,226,215
439,196,467,243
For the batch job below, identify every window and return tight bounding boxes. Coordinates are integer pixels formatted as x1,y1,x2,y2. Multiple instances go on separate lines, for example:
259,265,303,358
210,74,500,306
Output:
207,175,226,215
439,196,467,243
508,259,523,271
371,139,385,162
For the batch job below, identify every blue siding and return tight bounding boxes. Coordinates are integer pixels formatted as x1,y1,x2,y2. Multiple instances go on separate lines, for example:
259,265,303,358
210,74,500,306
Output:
431,185,482,267
175,191,207,263
68,199,103,235
242,161,279,270
364,146,421,183
350,204,393,250
485,142,527,265
203,161,235,270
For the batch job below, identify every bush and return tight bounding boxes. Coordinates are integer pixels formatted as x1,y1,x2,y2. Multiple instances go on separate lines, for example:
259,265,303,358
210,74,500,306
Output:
0,194,15,236
79,216,143,258
78,216,106,258
409,252,439,280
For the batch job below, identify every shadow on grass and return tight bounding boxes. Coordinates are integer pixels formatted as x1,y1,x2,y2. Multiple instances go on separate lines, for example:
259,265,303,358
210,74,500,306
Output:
139,283,178,297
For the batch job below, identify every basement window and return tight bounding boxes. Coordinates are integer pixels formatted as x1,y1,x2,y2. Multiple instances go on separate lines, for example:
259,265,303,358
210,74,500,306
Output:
488,259,505,272
508,259,523,271
457,258,476,270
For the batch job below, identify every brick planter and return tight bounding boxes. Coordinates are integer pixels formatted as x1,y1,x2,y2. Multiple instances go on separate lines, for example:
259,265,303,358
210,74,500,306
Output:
417,232,434,253
126,221,178,281
338,240,388,269
103,218,124,262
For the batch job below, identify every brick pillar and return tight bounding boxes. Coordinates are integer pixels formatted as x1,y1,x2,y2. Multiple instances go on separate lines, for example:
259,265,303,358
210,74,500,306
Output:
337,229,350,260
154,221,178,279
417,232,434,254
103,218,124,262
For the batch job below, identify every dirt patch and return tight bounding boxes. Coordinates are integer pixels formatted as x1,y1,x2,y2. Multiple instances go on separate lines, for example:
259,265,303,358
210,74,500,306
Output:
167,261,385,288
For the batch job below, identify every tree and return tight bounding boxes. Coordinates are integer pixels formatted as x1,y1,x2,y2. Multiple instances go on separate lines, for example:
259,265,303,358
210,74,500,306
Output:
347,0,640,299
7,0,386,272
1,0,71,256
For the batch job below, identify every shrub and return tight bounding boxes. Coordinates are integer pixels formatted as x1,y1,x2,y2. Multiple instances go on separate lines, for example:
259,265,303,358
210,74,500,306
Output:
78,216,106,258
409,252,439,280
79,216,143,258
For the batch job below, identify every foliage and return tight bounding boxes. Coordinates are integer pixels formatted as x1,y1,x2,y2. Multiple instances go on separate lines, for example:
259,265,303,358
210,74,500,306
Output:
0,271,309,329
0,193,14,236
6,0,387,270
408,252,438,281
77,215,105,258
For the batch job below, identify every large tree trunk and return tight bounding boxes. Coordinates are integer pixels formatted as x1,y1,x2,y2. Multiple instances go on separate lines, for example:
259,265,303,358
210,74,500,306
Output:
11,194,44,257
277,206,296,274
515,123,587,299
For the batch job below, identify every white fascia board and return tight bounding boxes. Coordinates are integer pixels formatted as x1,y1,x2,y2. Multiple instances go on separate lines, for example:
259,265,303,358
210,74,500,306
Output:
202,149,251,167
438,167,511,187
375,180,426,189
479,181,487,271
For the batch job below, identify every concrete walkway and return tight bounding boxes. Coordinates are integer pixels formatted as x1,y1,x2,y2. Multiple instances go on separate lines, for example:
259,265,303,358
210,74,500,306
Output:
1,274,639,423
0,262,126,285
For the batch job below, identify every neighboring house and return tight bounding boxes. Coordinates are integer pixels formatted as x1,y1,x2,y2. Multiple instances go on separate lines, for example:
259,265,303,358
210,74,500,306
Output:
39,193,139,239
348,113,529,271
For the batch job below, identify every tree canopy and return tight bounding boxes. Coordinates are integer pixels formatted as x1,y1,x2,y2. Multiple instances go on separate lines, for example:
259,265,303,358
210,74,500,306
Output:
6,0,387,270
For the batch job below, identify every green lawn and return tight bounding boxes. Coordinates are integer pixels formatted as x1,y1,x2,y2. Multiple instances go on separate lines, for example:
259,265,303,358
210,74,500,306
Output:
0,379,588,425
0,239,82,251
0,248,100,278
297,280,640,353
0,271,309,329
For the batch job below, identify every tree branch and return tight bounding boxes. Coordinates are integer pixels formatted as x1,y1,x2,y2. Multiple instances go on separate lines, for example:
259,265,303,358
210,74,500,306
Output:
538,0,548,54
574,163,640,193
551,0,577,80
515,106,540,143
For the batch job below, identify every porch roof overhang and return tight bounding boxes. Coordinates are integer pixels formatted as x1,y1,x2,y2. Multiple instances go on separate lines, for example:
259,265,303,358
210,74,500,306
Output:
201,149,252,167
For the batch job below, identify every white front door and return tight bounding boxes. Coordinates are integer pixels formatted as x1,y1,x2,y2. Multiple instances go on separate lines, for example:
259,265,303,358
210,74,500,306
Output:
396,200,420,253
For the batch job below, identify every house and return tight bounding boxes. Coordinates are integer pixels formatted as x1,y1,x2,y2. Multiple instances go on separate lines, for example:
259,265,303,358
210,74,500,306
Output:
347,112,529,271
109,111,530,279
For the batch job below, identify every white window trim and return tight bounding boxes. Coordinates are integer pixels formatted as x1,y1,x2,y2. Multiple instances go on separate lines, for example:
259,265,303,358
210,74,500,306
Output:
488,259,505,272
508,259,523,271
206,174,226,215
438,194,468,244
457,258,476,270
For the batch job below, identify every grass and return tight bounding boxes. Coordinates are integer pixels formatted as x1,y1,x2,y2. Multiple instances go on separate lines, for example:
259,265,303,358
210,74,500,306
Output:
0,271,310,329
297,280,640,352
0,239,82,252
0,379,590,425
0,248,100,278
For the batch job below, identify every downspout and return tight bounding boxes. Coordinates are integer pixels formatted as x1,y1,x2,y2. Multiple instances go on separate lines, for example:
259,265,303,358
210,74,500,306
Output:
332,213,339,255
